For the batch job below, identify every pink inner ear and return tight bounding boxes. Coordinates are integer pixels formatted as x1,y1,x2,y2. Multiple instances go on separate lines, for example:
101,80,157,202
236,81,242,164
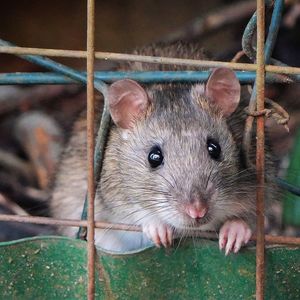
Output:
205,68,241,117
107,79,149,129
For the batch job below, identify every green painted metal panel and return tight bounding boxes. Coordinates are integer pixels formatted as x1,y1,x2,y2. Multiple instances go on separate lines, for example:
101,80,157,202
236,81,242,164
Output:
0,236,299,299
0,236,102,299
283,127,300,226
99,240,300,300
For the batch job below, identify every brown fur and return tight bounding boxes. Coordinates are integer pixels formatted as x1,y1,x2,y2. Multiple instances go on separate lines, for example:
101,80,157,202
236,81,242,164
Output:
51,42,276,251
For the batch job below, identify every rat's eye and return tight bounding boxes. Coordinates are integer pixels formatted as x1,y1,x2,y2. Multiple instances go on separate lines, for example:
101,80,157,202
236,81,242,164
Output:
148,146,164,168
207,138,221,160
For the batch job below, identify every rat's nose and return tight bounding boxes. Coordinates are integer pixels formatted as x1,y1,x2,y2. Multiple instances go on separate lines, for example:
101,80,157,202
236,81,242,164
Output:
185,203,207,219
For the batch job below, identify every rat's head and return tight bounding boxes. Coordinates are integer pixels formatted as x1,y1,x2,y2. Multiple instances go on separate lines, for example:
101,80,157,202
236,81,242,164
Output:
107,68,256,231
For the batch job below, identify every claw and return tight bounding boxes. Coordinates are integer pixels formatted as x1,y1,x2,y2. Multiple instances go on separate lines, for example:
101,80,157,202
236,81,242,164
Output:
219,219,252,255
143,222,173,248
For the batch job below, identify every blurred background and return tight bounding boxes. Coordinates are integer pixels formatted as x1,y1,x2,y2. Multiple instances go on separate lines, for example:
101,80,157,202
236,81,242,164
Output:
0,0,256,71
0,0,299,241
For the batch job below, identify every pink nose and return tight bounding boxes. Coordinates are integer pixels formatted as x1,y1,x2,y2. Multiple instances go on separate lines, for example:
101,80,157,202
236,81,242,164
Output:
185,205,207,219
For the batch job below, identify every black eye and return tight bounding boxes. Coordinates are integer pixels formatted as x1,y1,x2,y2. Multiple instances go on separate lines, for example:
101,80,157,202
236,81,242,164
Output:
148,146,164,168
207,138,221,160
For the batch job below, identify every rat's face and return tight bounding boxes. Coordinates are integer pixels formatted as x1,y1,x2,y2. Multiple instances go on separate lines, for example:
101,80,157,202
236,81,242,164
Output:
107,68,255,231
117,87,256,232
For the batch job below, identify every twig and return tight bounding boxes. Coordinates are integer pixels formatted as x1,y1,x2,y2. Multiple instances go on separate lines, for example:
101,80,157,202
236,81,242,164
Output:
0,84,81,116
162,0,256,42
283,3,300,27
23,187,49,203
0,194,29,216
0,172,46,208
0,149,34,183
231,50,246,63
14,112,63,189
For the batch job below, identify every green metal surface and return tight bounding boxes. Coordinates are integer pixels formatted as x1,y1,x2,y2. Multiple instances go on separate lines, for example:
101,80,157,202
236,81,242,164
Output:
0,236,101,299
283,127,300,226
0,236,299,299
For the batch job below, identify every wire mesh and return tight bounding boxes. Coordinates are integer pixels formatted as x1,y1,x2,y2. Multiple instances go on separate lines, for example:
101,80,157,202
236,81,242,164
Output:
0,0,299,299
255,1,266,298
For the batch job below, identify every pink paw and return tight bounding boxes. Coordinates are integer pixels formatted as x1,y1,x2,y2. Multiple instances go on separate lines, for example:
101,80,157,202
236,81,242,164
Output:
143,222,173,248
219,220,252,255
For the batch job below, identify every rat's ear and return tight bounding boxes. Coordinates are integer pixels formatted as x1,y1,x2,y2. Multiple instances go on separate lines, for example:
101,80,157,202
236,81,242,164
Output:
107,79,150,129
205,67,241,117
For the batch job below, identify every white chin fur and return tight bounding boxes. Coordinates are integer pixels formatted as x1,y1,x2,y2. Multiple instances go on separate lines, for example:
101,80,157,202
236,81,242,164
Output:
121,129,130,140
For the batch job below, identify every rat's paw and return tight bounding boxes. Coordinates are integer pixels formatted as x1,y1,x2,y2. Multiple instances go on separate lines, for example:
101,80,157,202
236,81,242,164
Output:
143,222,173,248
219,219,252,255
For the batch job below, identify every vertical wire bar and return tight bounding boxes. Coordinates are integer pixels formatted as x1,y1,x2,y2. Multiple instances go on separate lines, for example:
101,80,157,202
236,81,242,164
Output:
256,0,266,299
87,0,96,298
243,0,284,167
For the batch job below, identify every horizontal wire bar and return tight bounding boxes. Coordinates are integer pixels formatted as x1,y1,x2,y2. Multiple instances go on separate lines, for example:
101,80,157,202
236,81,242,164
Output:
0,214,141,231
0,39,107,95
0,214,299,246
0,71,296,85
0,45,300,75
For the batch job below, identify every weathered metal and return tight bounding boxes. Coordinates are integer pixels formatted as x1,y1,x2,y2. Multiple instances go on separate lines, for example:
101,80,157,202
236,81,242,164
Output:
255,1,266,298
0,237,299,299
1,42,300,74
86,0,96,298
0,39,107,95
283,128,300,226
243,0,284,168
0,71,297,85
0,1,298,299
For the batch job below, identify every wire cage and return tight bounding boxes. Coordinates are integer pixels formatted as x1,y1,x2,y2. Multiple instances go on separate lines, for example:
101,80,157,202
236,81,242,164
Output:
0,0,300,299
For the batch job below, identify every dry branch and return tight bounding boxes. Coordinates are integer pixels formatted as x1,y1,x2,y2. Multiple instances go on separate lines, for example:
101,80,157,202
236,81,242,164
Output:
0,84,81,116
14,112,63,189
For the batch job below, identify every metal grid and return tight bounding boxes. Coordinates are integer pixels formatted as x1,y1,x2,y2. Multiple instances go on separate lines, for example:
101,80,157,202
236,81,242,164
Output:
0,0,299,299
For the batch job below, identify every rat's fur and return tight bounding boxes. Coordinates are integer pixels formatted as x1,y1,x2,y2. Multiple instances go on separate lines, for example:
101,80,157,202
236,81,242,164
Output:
51,42,276,252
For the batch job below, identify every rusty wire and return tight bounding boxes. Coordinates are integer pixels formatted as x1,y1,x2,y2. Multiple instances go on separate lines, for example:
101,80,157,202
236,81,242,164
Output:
256,1,266,299
86,0,96,298
0,213,300,246
242,0,285,172
1,45,300,75
0,1,298,299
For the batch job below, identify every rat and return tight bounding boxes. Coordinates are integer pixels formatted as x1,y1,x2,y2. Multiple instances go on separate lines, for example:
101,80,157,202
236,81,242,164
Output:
51,42,276,255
